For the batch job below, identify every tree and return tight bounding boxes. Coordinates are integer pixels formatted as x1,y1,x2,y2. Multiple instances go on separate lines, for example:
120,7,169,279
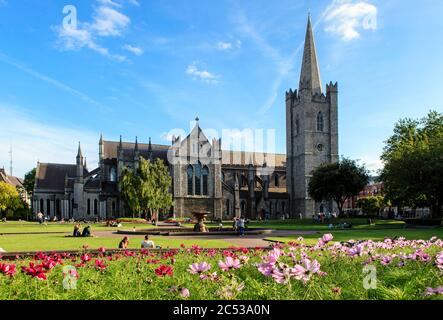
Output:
308,158,370,216
356,196,385,216
379,111,443,218
149,158,173,224
119,157,173,223
23,168,36,196
119,167,141,218
0,182,23,218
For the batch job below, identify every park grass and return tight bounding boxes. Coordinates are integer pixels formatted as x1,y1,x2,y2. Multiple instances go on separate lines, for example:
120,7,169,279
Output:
265,228,443,245
0,221,156,234
0,233,234,252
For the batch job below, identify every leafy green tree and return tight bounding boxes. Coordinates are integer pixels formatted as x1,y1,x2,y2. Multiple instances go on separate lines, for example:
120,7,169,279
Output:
119,157,173,223
308,158,370,216
379,111,443,218
119,167,141,218
23,168,36,196
149,158,173,224
356,196,385,216
0,182,23,218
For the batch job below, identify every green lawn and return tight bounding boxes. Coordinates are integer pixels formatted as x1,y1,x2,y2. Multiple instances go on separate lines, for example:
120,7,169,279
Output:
0,221,155,234
265,228,443,245
0,233,233,252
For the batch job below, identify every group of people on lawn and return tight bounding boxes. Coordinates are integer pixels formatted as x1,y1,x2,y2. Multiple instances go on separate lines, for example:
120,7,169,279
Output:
118,235,156,249
73,224,92,237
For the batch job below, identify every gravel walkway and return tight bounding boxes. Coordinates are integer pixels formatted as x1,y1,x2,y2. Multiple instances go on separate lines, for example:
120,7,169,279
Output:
93,229,319,247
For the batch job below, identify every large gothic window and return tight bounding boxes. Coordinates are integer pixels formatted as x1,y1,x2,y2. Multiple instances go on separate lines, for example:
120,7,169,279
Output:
275,174,280,187
187,166,194,195
110,167,117,182
317,112,324,132
87,199,91,215
202,166,209,196
194,163,202,196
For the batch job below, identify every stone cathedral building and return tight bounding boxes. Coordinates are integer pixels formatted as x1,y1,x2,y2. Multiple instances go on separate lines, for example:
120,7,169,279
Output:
32,16,338,220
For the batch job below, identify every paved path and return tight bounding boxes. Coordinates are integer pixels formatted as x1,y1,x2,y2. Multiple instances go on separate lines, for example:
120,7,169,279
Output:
93,229,319,247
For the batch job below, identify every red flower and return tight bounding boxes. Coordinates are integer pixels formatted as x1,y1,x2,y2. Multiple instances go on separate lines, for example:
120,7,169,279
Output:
98,247,106,254
147,259,160,264
0,263,17,277
21,262,47,281
94,259,107,271
155,265,173,277
81,254,91,263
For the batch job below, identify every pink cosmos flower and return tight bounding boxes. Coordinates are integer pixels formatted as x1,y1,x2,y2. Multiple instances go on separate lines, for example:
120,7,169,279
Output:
98,247,106,254
424,287,443,296
218,256,242,272
188,262,212,274
322,234,334,243
380,256,392,266
180,288,190,298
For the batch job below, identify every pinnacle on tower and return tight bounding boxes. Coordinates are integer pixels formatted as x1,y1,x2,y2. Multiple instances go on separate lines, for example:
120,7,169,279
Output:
299,14,322,95
77,142,84,161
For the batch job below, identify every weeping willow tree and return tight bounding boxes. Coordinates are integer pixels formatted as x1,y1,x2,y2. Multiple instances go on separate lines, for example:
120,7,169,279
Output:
119,157,172,222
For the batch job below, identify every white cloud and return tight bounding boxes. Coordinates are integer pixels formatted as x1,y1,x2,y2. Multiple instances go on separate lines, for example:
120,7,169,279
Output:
54,24,127,62
216,40,242,51
91,6,130,37
123,44,143,55
186,64,220,84
217,41,232,50
0,104,99,179
53,0,139,61
324,0,378,41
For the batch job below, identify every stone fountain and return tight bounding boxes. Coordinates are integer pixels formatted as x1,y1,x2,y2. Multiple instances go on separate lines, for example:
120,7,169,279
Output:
192,211,210,233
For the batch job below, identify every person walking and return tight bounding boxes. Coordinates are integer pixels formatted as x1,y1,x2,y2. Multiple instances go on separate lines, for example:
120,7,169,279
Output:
232,217,238,231
237,217,246,237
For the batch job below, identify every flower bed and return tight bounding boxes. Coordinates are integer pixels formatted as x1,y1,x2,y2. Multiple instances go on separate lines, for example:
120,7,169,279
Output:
0,235,442,300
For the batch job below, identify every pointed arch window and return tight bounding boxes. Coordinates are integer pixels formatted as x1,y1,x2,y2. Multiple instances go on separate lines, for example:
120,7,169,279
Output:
110,167,117,182
87,199,91,215
317,112,324,132
275,174,280,187
194,163,202,196
187,166,194,195
202,166,209,196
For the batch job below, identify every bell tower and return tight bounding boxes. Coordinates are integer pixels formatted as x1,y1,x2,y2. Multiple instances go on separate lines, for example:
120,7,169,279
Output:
286,15,339,217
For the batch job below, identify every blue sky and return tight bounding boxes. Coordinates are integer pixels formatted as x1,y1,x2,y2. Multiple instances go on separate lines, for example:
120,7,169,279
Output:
0,0,442,178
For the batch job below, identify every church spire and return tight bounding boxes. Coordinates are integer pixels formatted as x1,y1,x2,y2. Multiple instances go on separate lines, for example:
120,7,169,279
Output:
147,137,153,161
134,136,139,152
76,142,84,162
299,14,322,95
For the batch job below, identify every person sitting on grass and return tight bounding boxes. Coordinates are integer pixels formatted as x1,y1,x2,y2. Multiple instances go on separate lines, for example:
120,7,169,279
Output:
81,226,91,237
141,235,155,249
119,236,129,249
73,224,82,237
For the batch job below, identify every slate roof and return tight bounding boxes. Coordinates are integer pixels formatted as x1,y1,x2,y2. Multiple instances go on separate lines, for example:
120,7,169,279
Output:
103,140,286,168
35,163,87,191
103,141,169,163
0,169,24,189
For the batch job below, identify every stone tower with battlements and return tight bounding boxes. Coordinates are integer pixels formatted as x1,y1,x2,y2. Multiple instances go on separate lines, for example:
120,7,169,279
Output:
286,15,339,217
